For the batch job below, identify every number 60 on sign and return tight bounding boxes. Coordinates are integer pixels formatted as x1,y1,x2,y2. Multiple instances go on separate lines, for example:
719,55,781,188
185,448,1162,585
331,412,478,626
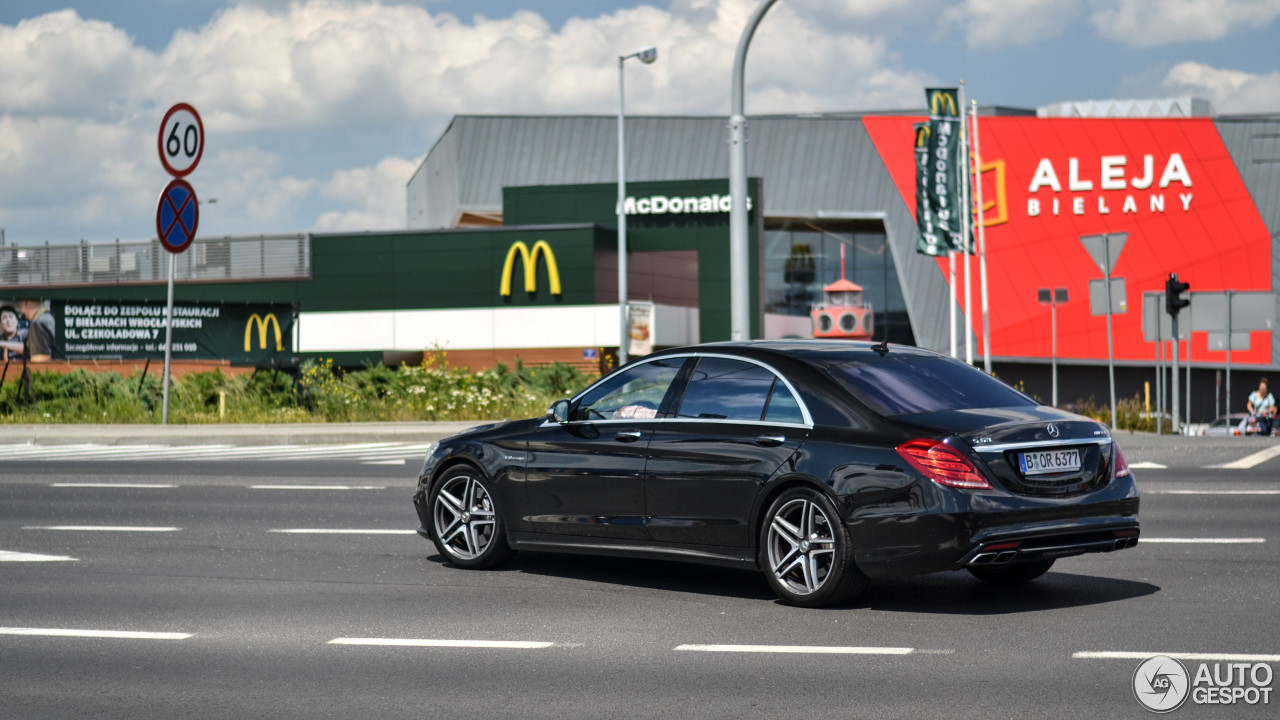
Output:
158,103,204,178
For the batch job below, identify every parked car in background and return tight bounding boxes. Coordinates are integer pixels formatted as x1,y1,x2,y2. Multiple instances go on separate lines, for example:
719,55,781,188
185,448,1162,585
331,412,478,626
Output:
413,341,1140,607
1202,413,1279,436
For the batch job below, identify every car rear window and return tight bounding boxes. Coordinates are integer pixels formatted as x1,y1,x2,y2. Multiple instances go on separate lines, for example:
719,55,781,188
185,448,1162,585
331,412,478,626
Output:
829,354,1034,415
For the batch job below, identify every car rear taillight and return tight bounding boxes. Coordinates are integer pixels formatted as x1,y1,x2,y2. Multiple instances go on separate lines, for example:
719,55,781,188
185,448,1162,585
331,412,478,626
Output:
896,439,993,490
1113,443,1131,479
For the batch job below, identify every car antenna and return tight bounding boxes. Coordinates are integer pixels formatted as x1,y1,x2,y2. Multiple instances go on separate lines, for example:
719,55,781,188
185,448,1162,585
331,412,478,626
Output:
872,339,889,356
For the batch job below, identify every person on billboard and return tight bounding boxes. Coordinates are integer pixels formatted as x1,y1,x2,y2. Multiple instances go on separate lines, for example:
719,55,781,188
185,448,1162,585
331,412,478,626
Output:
0,304,24,362
18,298,54,362
1247,379,1276,435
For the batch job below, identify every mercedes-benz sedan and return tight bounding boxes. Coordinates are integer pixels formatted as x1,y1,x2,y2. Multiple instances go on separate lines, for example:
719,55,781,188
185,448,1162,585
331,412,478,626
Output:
412,341,1139,607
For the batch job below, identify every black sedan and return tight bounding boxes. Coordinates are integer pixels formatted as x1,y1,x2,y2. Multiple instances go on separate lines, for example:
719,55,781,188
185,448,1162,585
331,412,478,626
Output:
412,341,1139,607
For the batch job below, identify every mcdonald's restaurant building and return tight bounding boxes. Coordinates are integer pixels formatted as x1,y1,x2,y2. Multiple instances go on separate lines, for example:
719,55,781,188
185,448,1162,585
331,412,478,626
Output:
7,100,1280,419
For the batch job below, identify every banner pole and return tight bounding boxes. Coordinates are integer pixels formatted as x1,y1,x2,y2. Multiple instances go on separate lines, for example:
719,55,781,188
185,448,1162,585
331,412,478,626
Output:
949,251,957,358
971,99,991,374
161,252,175,425
959,81,973,365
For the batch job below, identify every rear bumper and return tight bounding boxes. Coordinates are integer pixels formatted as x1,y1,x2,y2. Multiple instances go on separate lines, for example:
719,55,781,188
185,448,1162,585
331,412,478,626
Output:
958,522,1139,567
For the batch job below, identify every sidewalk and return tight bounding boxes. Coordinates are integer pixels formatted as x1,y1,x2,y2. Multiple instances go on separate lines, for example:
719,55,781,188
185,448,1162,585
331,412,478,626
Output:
0,421,490,447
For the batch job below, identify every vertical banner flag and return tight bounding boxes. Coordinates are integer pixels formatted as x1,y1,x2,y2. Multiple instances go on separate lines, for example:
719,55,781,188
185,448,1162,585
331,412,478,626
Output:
913,123,946,256
924,88,965,253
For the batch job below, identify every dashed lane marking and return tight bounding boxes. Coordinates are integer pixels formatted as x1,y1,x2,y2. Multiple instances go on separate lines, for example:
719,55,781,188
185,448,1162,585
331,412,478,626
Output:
23,526,180,532
1145,489,1280,495
268,529,417,535
50,483,176,488
250,485,386,490
0,550,78,562
328,638,552,649
1128,461,1167,469
0,627,191,640
1075,651,1280,662
675,644,915,655
2,442,436,463
1217,444,1280,469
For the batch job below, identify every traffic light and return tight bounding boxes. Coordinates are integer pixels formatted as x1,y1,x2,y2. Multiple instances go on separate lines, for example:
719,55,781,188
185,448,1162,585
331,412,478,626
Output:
1165,272,1191,316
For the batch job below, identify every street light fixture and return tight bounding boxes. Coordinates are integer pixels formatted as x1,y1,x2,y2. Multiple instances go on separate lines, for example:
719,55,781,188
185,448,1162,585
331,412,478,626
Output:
619,44,660,363
617,45,658,367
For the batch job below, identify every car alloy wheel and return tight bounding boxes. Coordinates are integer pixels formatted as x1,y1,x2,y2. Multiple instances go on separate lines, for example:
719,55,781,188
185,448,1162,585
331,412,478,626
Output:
760,487,866,607
429,467,512,568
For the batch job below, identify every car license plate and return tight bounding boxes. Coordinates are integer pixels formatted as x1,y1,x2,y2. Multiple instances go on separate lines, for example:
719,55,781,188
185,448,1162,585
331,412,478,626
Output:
1019,448,1081,475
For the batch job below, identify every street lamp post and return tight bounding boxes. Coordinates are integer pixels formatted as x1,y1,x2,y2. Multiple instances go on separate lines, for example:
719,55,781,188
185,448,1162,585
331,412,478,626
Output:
728,0,779,342
617,46,658,367
1038,288,1068,407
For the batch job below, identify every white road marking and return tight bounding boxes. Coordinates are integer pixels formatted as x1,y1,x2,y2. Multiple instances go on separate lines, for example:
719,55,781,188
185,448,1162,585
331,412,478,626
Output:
268,529,417,535
250,485,386,491
23,526,180,532
1128,461,1166,469
363,459,407,466
1145,489,1280,495
0,550,78,562
675,644,914,655
1075,651,1280,662
3,442,436,463
328,638,552,649
1218,444,1280,469
1140,537,1266,544
50,483,176,489
0,627,191,640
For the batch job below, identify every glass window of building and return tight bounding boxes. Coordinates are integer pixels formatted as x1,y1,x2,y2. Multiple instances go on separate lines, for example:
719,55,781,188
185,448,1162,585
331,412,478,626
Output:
763,220,915,345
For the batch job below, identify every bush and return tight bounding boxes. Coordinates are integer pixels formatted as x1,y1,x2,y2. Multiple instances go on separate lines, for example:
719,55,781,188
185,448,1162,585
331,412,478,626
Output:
0,357,596,425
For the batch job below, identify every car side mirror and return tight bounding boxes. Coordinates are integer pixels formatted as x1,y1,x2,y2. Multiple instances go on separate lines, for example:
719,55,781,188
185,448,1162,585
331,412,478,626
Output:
546,399,571,424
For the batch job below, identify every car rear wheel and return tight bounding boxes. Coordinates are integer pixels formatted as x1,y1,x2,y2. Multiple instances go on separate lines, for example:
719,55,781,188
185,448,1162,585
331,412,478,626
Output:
967,558,1055,584
429,466,513,569
760,487,867,607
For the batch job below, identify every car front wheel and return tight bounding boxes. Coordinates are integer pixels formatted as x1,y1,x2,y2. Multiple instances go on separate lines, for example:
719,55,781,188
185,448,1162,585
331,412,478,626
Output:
429,466,513,569
760,487,867,607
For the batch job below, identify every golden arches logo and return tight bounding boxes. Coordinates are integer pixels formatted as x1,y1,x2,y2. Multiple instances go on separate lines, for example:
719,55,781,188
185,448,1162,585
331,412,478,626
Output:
914,124,931,148
929,91,958,117
244,313,283,352
500,240,561,296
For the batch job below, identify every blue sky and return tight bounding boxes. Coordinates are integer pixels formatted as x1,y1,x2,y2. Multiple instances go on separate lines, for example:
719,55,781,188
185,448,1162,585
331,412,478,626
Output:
1,1,1276,246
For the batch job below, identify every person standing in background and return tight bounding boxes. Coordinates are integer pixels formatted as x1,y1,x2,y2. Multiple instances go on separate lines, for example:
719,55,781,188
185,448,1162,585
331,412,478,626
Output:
19,298,54,362
1247,378,1276,435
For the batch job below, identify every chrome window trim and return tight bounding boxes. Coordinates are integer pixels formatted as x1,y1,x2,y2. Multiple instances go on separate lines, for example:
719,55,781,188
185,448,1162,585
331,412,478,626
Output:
566,351,815,429
971,437,1112,454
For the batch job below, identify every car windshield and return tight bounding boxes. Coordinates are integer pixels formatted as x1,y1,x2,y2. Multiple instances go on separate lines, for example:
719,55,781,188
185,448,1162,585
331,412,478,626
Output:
828,354,1034,416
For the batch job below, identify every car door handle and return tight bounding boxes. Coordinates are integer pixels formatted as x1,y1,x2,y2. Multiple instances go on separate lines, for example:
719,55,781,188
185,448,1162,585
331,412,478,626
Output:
615,430,643,442
755,433,786,447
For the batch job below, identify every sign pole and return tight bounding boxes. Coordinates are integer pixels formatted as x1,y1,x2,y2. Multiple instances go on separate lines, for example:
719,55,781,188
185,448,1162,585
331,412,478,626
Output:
1104,233,1116,429
1226,289,1233,419
949,252,957,357
1186,327,1192,429
1155,307,1163,435
161,252,175,425
1051,296,1058,407
1172,318,1181,434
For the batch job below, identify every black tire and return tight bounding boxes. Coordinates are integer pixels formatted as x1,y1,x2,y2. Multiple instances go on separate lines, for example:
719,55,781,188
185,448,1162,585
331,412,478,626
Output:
967,558,1055,584
758,486,868,607
427,465,514,569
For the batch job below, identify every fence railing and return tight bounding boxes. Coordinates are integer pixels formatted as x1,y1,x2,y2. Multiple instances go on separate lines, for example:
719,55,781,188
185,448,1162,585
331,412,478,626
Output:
0,234,311,289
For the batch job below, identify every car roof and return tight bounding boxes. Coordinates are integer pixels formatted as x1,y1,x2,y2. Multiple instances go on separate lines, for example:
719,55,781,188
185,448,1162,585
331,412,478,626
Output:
651,339,942,367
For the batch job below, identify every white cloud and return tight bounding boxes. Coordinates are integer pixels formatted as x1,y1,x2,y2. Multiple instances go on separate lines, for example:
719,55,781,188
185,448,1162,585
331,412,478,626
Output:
0,0,932,244
942,0,1085,49
1162,61,1280,113
1092,0,1280,47
315,155,420,231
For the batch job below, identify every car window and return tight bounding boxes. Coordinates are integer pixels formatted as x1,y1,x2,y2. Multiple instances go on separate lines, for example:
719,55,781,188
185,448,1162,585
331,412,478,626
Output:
571,357,683,421
829,354,1034,415
675,357,777,421
764,383,806,424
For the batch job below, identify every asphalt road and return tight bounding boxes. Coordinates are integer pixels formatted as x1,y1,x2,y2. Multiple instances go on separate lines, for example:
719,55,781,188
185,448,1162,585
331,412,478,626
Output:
1,445,1277,719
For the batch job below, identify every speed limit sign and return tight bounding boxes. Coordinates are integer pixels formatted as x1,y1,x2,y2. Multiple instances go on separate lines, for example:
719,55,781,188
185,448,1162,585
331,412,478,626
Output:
158,103,204,177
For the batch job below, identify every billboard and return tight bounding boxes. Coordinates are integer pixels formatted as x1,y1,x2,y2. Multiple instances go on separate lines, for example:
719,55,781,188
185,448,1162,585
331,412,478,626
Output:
41,300,295,363
864,116,1273,365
